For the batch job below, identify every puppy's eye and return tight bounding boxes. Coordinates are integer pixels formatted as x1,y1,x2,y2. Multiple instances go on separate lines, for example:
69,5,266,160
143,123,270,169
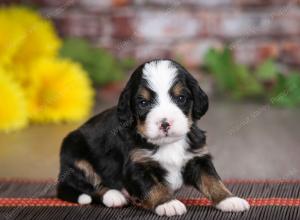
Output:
175,95,187,104
138,99,150,108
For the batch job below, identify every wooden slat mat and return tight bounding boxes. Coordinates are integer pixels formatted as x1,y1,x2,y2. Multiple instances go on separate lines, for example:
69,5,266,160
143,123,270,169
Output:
0,179,299,220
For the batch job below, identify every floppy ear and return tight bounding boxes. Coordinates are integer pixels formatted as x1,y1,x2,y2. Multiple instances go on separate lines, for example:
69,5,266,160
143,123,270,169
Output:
186,73,209,120
117,67,142,125
117,81,133,125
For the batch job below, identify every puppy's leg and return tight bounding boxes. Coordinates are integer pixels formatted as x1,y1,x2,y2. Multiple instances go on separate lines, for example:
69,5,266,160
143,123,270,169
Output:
124,161,187,217
57,167,95,205
75,159,128,207
183,155,250,212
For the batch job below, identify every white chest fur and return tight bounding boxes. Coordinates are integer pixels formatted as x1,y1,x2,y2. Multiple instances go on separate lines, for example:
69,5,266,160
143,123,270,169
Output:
151,138,194,191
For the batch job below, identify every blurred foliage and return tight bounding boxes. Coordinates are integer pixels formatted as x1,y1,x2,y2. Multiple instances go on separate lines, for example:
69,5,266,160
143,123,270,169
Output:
203,47,263,99
271,73,300,107
203,47,300,107
60,38,135,86
254,58,278,81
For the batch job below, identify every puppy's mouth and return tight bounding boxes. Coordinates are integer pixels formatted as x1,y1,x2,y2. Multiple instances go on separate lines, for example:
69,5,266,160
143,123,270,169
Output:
147,133,184,145
163,131,169,137
158,130,175,138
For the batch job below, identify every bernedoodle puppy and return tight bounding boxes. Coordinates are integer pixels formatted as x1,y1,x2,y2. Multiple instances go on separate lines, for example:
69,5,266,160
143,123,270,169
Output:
57,59,250,216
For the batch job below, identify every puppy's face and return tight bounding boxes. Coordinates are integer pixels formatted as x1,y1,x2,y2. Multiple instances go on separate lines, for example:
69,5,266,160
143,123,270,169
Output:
118,60,208,146
134,62,192,145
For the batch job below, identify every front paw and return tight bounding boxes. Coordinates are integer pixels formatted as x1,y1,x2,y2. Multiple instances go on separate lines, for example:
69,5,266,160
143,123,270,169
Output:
155,199,187,216
215,197,250,212
102,189,128,207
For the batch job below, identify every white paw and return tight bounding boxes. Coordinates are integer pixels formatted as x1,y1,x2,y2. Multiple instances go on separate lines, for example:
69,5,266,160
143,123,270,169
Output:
215,197,250,212
155,199,187,217
102,189,128,207
78,193,92,205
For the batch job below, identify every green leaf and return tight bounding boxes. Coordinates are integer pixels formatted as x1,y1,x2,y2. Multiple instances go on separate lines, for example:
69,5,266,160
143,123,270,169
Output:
203,47,263,99
270,72,300,107
255,59,278,81
59,38,132,85
204,48,236,92
120,58,136,70
203,46,300,107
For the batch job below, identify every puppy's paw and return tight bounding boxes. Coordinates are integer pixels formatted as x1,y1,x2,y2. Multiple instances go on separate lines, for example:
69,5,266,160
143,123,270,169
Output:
155,199,187,216
215,197,250,212
102,189,128,208
78,193,92,205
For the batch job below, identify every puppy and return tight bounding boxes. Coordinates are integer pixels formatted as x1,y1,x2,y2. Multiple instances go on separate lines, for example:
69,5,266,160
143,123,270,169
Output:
57,59,250,216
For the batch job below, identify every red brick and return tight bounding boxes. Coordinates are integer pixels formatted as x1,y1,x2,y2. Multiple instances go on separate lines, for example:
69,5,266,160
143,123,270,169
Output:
134,0,233,7
24,0,300,68
172,40,223,68
78,0,112,12
105,39,136,58
257,42,279,60
212,8,300,38
28,0,79,7
46,10,107,39
195,11,222,37
232,40,280,65
280,41,300,65
0,0,22,5
113,0,132,7
111,11,134,39
234,0,298,7
133,43,172,62
135,9,200,41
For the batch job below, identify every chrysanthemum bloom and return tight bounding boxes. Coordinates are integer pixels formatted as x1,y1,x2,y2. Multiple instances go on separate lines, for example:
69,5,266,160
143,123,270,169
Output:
0,68,28,132
26,58,94,123
0,11,23,67
0,6,61,84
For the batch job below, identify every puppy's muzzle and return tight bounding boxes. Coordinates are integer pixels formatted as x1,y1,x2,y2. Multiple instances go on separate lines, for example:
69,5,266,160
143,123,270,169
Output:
159,118,171,133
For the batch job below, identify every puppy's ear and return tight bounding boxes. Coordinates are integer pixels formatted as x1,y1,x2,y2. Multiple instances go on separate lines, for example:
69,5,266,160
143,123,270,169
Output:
186,73,209,120
117,67,142,125
117,81,133,124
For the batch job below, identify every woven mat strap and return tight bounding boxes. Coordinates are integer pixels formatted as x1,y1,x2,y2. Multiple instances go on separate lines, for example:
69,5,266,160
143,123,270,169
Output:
0,198,299,207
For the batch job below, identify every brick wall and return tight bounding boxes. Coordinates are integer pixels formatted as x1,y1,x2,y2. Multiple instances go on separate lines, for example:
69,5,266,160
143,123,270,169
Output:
13,0,300,68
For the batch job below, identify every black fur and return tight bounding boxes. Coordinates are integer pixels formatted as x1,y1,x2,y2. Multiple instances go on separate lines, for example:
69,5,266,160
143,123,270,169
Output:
123,160,168,202
187,124,206,151
57,59,224,211
183,154,220,189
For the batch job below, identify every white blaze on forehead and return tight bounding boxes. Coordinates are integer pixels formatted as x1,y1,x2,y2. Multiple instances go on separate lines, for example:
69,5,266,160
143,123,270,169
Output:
141,60,189,145
142,60,177,96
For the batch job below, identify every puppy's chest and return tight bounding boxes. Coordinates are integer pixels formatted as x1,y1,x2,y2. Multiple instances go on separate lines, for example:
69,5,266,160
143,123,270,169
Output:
151,139,193,190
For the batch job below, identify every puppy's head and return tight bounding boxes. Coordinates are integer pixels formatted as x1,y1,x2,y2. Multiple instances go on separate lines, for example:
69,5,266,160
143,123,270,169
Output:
117,59,208,145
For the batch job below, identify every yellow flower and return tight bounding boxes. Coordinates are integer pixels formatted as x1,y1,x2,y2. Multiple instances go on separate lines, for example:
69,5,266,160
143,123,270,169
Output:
0,11,23,66
0,6,61,83
26,58,94,123
0,68,28,132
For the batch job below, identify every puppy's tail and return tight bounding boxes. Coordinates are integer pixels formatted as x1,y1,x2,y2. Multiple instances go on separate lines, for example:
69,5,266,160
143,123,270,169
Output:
57,183,101,205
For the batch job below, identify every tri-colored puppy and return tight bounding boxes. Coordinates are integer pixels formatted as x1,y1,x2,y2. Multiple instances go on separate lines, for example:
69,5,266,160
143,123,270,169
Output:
57,59,250,216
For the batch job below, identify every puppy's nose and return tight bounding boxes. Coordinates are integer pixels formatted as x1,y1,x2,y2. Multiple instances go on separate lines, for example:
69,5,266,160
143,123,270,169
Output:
160,119,170,132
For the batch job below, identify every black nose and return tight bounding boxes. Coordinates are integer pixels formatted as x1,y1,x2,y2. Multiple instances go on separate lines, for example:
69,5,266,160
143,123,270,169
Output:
160,120,170,132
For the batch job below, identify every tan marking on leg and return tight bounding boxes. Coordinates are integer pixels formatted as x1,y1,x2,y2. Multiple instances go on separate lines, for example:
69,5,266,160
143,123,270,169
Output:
129,152,174,210
75,160,101,187
199,174,232,204
95,185,110,198
137,183,173,209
